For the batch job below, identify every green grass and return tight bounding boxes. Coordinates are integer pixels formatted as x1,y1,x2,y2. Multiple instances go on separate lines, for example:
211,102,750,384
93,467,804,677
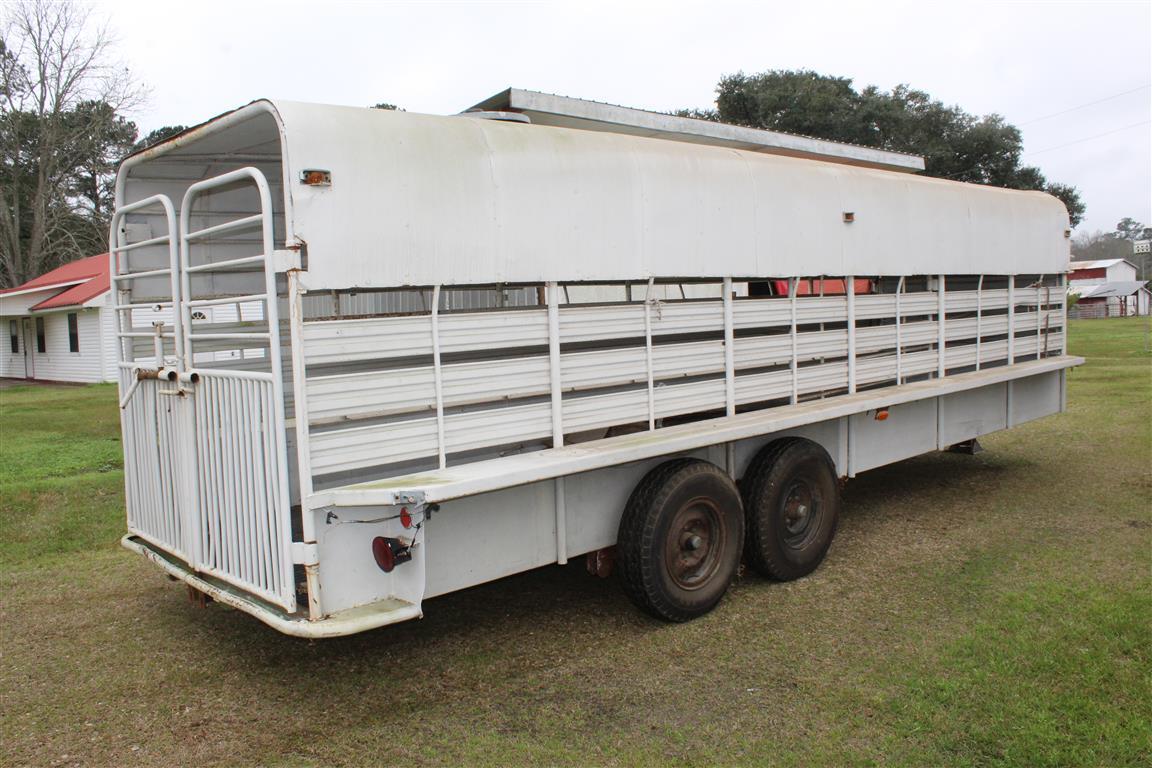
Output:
0,383,125,567
1,319,1149,767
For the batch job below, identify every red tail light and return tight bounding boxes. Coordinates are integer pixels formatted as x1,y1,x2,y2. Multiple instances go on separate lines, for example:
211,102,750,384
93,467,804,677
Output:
372,536,397,572
372,536,413,573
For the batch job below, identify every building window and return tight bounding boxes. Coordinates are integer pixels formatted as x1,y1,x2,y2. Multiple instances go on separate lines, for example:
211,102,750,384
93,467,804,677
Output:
35,317,45,353
67,313,79,353
8,320,16,353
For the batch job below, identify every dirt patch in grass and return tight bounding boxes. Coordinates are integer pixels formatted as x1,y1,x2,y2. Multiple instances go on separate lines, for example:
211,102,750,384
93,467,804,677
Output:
1,320,1149,767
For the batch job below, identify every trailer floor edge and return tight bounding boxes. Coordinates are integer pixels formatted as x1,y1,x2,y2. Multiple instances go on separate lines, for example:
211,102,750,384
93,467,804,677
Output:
121,535,422,637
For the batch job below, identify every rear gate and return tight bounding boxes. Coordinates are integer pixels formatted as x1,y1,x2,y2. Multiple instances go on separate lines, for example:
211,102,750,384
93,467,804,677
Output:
111,168,296,612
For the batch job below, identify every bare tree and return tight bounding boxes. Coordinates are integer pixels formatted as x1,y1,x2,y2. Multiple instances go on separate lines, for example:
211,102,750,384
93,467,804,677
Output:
0,0,146,287
1070,230,1134,263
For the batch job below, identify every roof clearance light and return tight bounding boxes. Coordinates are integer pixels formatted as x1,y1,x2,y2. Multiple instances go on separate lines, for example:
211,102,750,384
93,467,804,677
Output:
399,507,413,529
874,408,890,421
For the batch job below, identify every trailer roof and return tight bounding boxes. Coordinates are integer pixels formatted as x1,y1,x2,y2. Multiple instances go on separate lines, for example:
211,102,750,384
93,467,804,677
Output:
466,88,926,173
119,100,1071,289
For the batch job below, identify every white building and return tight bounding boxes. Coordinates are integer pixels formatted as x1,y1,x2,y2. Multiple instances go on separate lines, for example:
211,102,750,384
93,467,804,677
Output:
1068,258,1150,317
0,254,118,383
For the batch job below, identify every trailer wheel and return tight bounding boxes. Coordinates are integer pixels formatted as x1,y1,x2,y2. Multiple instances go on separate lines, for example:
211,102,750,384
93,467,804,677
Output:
742,438,840,581
617,459,744,622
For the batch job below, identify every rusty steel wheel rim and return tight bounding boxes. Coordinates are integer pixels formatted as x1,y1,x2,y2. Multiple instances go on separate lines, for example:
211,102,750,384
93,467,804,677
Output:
781,480,823,550
663,496,726,591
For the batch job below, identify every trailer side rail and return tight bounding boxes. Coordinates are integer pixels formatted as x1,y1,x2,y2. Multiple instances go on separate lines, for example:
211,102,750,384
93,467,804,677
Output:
310,354,1081,508
299,275,1066,489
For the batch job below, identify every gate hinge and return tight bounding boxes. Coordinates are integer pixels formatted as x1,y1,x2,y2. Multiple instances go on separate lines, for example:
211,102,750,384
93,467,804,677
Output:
271,249,301,273
290,541,319,565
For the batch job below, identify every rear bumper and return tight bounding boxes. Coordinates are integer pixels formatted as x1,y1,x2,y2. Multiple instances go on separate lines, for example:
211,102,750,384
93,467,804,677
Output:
121,535,422,638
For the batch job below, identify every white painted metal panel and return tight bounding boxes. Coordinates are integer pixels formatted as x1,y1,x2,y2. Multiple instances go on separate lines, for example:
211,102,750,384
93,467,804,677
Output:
303,310,548,366
939,384,1008,445
314,359,1080,509
120,101,1072,292
850,398,939,474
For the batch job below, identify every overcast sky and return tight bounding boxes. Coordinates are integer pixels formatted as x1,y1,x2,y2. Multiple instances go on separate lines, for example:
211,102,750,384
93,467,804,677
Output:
95,0,1150,235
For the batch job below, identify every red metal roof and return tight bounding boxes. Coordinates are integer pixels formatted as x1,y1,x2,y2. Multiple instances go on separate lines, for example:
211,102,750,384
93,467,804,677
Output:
0,254,110,311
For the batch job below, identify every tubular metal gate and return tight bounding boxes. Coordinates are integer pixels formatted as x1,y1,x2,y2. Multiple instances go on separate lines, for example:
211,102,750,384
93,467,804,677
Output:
111,168,296,611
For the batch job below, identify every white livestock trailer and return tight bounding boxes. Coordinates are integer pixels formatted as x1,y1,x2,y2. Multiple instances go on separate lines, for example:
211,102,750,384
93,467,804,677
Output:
111,97,1081,637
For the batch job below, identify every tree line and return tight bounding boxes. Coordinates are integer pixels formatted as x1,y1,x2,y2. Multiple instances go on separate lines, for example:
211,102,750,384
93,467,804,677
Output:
678,70,1085,227
1073,218,1151,278
1,2,1099,289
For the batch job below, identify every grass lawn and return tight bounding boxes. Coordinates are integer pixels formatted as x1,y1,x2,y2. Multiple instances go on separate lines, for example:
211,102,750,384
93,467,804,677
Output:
1,319,1149,767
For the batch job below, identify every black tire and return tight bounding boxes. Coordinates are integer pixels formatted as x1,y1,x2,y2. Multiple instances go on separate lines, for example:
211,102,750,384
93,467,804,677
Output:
617,458,744,622
742,438,840,581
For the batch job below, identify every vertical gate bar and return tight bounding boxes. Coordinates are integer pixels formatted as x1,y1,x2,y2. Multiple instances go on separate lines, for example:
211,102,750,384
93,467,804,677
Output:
1037,274,1045,360
256,184,296,608
895,276,905,384
216,378,237,577
1061,274,1068,356
287,270,316,543
145,391,159,542
789,277,799,404
722,277,735,416
937,273,946,378
265,382,286,596
249,379,273,591
976,275,984,370
193,381,207,565
266,381,282,594
140,392,157,545
217,378,235,579
230,378,250,585
242,380,259,588
644,277,656,430
1006,275,1016,427
159,392,174,551
154,394,171,548
182,388,204,567
199,378,216,568
547,281,568,562
226,380,243,584
431,285,447,469
167,397,181,552
547,282,564,448
846,275,857,394
223,378,239,576
247,381,267,591
1007,276,1016,364
722,277,736,478
547,282,567,560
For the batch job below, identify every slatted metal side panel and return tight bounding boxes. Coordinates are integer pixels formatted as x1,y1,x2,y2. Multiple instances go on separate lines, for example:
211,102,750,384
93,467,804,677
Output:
300,275,1067,483
122,378,187,559
192,372,294,608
